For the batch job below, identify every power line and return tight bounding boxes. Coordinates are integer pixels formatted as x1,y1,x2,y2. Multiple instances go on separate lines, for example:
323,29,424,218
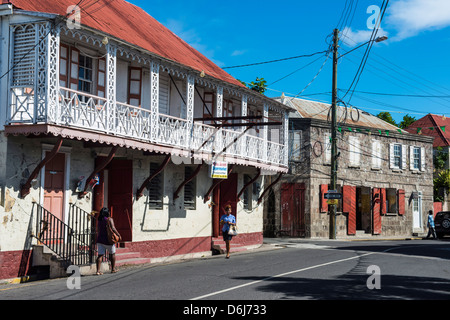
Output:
341,0,389,103
222,50,330,69
340,89,450,99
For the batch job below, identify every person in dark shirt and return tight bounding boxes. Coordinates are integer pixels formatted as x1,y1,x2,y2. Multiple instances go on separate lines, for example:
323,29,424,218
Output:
96,207,121,275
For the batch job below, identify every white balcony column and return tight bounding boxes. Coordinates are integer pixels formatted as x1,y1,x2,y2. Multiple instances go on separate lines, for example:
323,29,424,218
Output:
215,86,224,152
150,60,160,142
186,73,195,148
240,94,248,156
283,110,289,165
47,24,60,124
262,103,269,162
106,43,117,134
35,22,51,123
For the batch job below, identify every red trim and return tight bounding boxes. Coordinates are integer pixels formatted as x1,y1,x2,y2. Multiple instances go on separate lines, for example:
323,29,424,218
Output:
372,188,382,235
320,184,329,213
398,189,406,215
0,250,33,281
343,185,356,235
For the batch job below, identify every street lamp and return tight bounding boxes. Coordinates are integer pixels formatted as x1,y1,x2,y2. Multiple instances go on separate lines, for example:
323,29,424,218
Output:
328,29,388,240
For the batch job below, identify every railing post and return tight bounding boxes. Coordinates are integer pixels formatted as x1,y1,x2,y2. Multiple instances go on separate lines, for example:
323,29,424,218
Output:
150,60,160,143
186,74,195,149
106,43,117,134
262,103,269,162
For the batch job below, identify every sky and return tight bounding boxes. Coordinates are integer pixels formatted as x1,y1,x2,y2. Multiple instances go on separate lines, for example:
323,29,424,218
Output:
128,0,450,124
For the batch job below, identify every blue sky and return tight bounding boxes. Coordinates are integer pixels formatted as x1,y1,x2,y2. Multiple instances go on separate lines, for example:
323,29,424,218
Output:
129,0,450,124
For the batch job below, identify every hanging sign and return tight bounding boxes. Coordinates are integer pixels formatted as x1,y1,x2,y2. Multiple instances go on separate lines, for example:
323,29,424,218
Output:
210,161,228,179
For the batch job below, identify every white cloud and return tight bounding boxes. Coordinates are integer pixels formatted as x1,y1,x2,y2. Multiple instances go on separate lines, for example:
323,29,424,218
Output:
386,0,450,40
231,49,247,57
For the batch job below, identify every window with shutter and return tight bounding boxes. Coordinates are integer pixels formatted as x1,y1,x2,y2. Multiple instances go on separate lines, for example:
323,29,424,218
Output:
159,71,170,115
184,167,197,210
349,136,360,167
12,24,36,87
203,92,215,124
69,48,80,91
243,174,252,210
147,162,164,210
372,140,382,169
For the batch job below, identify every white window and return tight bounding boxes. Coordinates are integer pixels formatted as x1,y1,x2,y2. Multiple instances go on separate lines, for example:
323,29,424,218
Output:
390,143,407,169
349,136,361,167
410,146,426,172
372,140,382,169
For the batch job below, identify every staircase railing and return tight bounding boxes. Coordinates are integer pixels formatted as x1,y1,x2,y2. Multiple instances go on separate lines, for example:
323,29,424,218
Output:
34,201,97,266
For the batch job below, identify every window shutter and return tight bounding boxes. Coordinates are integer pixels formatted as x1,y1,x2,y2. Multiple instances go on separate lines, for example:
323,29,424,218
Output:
69,47,80,91
320,184,328,213
12,24,36,87
349,136,360,166
97,58,106,98
372,188,382,235
372,140,381,169
389,143,395,169
380,188,387,215
420,147,426,172
59,44,69,88
159,71,170,115
401,145,407,169
343,185,356,235
409,146,415,170
398,189,405,215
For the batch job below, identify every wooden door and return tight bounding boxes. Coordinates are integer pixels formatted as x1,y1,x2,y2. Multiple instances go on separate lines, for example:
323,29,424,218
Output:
281,183,305,237
108,159,133,242
43,152,65,221
218,173,238,235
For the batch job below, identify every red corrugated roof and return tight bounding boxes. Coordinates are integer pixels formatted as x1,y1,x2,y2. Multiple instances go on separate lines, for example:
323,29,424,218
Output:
405,114,450,148
6,0,243,88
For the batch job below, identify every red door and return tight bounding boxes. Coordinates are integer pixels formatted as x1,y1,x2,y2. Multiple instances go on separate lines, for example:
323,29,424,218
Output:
281,183,305,237
218,173,238,235
372,188,382,235
108,159,133,242
343,185,357,235
44,152,65,221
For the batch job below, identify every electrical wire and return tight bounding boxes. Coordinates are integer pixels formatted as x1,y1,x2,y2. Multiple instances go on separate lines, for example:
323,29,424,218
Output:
222,50,330,70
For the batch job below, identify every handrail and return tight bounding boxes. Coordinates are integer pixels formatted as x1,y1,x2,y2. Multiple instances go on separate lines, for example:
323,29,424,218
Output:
34,201,96,267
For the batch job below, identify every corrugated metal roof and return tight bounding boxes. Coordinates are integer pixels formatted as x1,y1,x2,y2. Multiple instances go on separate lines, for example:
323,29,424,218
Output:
405,114,450,147
6,0,243,88
276,96,406,132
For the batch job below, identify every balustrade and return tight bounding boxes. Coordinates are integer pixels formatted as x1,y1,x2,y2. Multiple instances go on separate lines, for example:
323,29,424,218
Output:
9,87,287,166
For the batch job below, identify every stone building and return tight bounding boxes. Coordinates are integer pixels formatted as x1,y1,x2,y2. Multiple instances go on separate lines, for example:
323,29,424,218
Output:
0,0,291,281
264,97,434,239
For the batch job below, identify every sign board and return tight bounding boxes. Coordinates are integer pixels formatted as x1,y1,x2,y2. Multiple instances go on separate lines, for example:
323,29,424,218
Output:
327,199,339,205
210,161,228,179
324,192,343,200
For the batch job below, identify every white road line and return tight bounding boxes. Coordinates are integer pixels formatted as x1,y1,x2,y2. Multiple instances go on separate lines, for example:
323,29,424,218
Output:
190,252,375,300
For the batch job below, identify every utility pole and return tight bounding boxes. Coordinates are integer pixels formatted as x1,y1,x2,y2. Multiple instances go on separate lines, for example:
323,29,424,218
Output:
329,28,339,240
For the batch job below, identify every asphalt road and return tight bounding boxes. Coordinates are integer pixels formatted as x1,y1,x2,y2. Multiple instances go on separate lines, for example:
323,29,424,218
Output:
1,238,449,304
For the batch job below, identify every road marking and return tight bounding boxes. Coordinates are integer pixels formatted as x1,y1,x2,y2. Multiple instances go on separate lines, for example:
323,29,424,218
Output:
190,252,375,300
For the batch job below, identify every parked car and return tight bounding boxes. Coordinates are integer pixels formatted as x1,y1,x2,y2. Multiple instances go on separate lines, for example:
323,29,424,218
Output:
435,211,450,238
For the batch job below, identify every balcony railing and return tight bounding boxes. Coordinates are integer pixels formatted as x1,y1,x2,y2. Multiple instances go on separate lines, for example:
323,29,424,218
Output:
9,86,287,167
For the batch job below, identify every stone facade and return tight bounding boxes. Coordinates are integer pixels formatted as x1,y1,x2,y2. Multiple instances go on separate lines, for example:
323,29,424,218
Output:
265,113,434,239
